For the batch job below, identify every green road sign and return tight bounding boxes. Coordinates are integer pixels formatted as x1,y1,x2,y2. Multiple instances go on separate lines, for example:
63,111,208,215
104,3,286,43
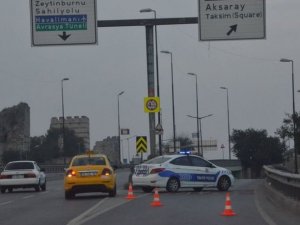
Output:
30,0,97,46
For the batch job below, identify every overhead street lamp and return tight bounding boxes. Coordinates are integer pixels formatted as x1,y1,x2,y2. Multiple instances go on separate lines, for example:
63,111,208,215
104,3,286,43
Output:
61,77,69,166
187,72,201,155
122,135,137,164
187,114,213,156
220,86,231,160
161,50,177,152
117,91,125,165
280,58,298,174
140,8,162,156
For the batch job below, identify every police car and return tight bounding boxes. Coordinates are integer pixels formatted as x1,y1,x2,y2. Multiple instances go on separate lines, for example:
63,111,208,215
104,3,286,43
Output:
132,153,234,193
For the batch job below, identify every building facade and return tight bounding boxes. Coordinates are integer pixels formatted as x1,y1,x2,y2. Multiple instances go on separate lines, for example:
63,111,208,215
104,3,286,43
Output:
93,136,120,166
50,116,90,150
0,103,30,159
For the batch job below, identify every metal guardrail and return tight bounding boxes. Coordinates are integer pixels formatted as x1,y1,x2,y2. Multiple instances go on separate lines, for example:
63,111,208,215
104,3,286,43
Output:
263,165,300,200
40,164,66,173
39,164,131,173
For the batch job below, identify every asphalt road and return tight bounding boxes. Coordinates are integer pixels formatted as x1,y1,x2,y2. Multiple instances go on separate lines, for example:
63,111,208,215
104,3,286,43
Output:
0,169,299,225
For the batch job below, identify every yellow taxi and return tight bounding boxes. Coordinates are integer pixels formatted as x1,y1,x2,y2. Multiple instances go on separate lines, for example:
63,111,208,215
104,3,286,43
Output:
64,151,117,199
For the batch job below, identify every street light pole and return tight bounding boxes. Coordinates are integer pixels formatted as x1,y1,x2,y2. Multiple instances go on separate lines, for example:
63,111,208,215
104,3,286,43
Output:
117,91,125,165
123,135,137,164
187,72,200,155
220,87,231,160
280,58,298,174
161,50,176,152
61,77,69,166
140,8,162,155
187,114,213,156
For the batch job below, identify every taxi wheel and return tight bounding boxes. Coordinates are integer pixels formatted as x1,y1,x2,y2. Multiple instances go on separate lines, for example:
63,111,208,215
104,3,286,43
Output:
166,177,180,192
217,176,231,191
108,185,117,197
65,190,74,200
1,187,6,193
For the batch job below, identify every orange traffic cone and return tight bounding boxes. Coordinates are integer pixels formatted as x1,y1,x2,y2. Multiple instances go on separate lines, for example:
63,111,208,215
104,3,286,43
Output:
151,188,163,207
221,192,236,216
125,183,136,200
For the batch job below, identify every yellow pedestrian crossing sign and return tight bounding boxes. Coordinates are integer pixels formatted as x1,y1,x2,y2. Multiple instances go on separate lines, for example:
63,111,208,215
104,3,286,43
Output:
144,97,160,113
136,136,147,153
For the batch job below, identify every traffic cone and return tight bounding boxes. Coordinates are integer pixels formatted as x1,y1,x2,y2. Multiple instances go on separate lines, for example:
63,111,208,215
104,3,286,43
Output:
221,192,236,216
151,188,163,207
125,183,136,200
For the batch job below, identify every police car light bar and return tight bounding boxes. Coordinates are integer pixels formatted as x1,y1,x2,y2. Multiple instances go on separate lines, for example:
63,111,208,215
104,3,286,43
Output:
179,149,191,155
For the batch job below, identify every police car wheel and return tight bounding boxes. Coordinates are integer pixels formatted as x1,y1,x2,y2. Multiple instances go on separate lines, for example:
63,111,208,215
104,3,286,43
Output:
142,186,154,193
217,176,231,191
193,187,203,192
166,178,180,192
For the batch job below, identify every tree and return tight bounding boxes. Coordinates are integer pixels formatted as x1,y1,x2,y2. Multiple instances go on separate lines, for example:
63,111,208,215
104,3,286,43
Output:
231,128,284,177
29,128,84,163
276,112,300,154
177,135,193,149
1,150,20,164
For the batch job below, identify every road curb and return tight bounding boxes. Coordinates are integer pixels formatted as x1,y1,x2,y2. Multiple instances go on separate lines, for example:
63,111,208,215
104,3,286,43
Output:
263,180,300,214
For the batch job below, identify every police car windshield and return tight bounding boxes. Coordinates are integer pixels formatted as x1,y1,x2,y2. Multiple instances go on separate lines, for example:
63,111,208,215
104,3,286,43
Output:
144,156,171,164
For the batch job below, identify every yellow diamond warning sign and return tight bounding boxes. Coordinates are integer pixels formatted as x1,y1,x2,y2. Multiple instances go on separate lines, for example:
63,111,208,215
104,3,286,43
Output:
136,136,147,153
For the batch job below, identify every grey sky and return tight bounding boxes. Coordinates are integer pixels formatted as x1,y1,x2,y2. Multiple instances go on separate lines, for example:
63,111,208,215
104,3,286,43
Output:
0,0,299,159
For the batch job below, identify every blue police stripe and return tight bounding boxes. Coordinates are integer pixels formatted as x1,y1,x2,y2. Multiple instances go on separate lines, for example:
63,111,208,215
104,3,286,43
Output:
159,170,220,182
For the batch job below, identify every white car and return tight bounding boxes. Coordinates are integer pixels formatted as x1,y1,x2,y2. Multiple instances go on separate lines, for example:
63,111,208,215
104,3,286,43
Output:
0,161,46,193
132,154,234,192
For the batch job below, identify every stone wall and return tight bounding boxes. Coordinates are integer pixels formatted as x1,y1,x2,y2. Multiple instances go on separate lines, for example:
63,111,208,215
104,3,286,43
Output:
0,103,30,158
50,116,90,150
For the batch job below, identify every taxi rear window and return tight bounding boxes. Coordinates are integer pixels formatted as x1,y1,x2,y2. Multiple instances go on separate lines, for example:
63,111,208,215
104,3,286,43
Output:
144,156,171,164
72,157,106,166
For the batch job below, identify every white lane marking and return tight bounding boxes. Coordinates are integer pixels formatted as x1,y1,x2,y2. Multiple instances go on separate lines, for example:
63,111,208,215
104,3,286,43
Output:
67,193,149,225
66,198,108,225
23,195,34,199
254,188,277,225
76,199,128,225
0,201,13,206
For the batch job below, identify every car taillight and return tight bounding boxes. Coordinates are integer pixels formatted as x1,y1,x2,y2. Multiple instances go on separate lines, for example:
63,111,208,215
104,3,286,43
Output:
102,168,112,176
66,169,76,177
24,173,36,178
0,174,12,179
150,168,165,174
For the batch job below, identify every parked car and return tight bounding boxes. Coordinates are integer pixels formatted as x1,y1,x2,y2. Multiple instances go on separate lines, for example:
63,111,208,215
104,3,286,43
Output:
0,161,46,193
132,153,234,193
64,152,117,199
